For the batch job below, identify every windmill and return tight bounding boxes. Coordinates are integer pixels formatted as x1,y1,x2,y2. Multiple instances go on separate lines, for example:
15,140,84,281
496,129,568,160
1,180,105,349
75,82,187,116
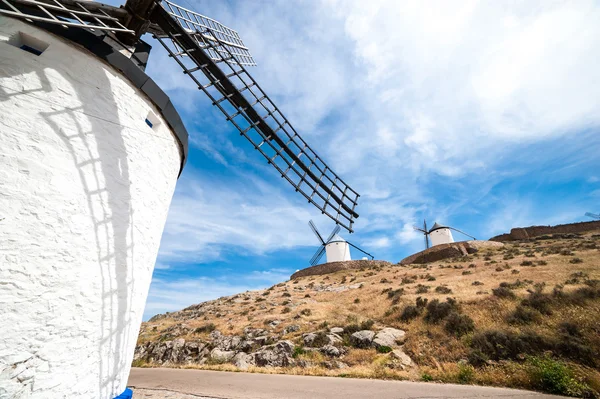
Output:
585,212,600,220
0,1,360,398
309,220,373,265
414,219,476,249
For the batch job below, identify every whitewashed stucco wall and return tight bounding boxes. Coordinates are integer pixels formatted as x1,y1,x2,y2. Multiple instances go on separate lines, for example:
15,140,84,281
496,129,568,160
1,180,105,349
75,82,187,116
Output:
430,228,454,247
325,241,351,263
0,17,182,398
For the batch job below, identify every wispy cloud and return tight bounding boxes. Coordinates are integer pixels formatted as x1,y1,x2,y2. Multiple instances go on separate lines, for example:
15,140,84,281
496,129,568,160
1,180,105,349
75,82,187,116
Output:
137,0,600,313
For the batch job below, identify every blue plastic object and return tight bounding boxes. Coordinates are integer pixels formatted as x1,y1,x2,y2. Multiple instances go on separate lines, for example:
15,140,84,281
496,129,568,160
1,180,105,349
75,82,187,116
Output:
113,388,133,399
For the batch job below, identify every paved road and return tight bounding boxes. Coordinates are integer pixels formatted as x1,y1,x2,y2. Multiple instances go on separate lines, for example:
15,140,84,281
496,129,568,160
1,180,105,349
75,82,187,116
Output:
129,368,565,399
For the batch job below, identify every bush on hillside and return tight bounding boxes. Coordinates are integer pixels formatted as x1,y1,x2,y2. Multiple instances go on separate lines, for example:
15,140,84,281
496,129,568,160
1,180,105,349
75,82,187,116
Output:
445,312,475,337
507,305,539,325
425,298,457,323
492,286,516,299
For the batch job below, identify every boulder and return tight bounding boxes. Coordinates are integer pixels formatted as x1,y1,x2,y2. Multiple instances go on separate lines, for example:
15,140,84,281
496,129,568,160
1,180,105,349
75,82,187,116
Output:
327,333,343,345
210,348,235,363
320,345,341,357
390,349,413,368
329,327,344,334
372,328,406,348
400,240,503,265
233,352,254,370
253,340,295,367
283,325,300,335
350,330,375,348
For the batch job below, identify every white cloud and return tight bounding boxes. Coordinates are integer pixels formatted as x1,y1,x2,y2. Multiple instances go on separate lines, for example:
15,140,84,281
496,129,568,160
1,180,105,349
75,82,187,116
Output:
147,0,600,262
158,168,325,263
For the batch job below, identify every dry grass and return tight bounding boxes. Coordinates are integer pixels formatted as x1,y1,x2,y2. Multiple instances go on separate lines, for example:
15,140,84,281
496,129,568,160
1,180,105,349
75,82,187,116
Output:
137,231,600,396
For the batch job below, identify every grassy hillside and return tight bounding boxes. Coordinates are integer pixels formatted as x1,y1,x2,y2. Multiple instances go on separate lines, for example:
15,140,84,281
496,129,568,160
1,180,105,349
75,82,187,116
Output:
137,231,600,397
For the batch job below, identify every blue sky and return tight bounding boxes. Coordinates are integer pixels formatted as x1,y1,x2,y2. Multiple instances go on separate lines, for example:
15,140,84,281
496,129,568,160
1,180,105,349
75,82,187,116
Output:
123,0,600,320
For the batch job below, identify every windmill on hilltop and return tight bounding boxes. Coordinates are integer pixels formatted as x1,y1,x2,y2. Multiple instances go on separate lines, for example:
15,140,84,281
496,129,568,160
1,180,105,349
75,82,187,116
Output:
0,1,360,397
308,220,373,265
413,219,476,249
585,212,600,220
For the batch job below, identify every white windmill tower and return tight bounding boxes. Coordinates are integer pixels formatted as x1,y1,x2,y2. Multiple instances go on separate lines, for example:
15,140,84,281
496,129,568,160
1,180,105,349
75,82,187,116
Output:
0,1,361,397
308,220,373,265
413,219,476,249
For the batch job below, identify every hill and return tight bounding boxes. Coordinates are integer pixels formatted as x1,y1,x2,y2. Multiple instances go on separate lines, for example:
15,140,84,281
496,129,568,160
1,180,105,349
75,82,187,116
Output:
134,231,600,397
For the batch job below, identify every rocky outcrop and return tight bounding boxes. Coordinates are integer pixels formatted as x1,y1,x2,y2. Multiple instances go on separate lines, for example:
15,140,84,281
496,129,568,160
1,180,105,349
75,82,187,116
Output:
399,240,503,265
489,220,600,242
134,327,414,370
372,328,405,348
290,260,392,279
252,340,295,367
350,330,375,348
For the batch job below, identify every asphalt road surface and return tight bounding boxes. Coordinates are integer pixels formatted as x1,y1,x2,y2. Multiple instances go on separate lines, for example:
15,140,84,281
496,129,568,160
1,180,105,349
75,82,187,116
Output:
129,367,566,399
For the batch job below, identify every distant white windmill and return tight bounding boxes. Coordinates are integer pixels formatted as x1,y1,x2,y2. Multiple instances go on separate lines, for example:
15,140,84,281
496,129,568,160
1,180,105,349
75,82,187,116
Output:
308,220,374,265
413,219,476,249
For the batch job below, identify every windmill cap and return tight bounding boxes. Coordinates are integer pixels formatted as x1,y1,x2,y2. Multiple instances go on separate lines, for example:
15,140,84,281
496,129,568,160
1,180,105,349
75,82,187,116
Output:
327,234,346,243
429,222,448,232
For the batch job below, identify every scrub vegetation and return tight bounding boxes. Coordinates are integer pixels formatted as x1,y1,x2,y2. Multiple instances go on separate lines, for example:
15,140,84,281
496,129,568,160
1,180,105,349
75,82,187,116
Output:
137,231,600,397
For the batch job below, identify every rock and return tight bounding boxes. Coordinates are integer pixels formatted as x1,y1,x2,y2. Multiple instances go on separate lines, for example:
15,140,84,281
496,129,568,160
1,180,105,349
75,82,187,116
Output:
330,327,344,334
399,240,503,265
244,327,266,338
372,328,406,348
238,339,255,353
209,330,222,340
253,340,295,367
268,320,281,328
321,360,348,369
350,330,375,348
233,352,254,370
320,345,341,357
283,325,300,335
390,349,412,367
303,333,318,346
327,333,343,345
210,348,235,363
254,335,274,346
296,359,313,368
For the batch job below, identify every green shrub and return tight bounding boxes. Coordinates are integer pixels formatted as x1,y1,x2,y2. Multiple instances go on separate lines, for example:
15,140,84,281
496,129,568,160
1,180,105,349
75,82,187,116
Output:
360,319,375,330
376,345,393,354
425,298,457,323
507,305,539,325
282,307,291,314
415,284,430,294
520,260,534,266
300,308,312,316
569,258,583,264
457,363,475,384
492,286,516,299
387,288,405,304
528,356,594,397
194,323,216,334
282,292,292,297
435,285,452,294
421,373,433,382
292,346,306,358
445,312,475,337
399,305,420,322
468,349,489,367
354,298,360,304
470,330,552,361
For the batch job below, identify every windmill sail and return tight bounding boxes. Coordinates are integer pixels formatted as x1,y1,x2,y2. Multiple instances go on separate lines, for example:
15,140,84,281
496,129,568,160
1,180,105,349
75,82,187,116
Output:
149,1,360,232
2,0,361,231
